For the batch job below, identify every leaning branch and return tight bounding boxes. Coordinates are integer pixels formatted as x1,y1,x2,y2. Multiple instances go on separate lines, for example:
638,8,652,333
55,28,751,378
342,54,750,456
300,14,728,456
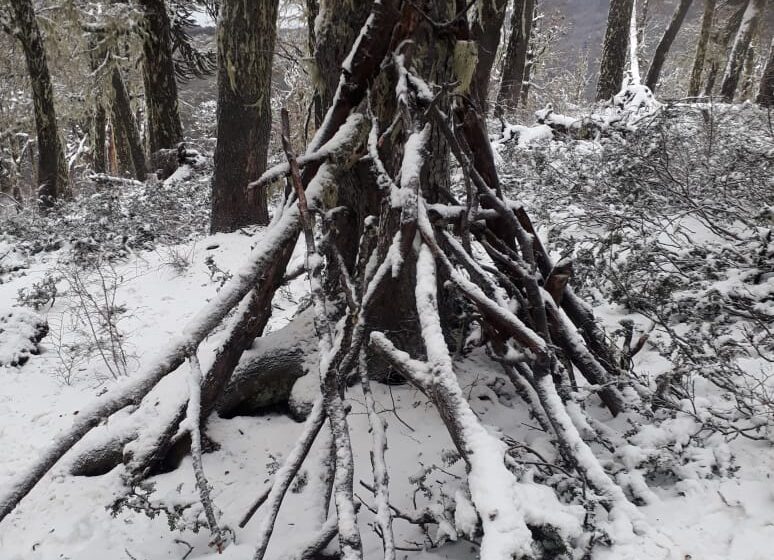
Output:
185,353,224,549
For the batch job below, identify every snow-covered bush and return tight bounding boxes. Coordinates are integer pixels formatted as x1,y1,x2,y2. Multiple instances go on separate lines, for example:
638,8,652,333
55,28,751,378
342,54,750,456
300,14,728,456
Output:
501,101,774,443
0,306,48,367
1,164,211,265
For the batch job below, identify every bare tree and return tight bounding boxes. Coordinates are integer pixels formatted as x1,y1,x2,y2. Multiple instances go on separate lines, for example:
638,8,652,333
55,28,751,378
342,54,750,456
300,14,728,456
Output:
3,0,68,207
756,37,774,106
470,0,509,112
210,0,280,232
496,0,533,114
137,0,183,154
597,0,635,100
688,0,716,97
644,0,693,92
720,0,767,102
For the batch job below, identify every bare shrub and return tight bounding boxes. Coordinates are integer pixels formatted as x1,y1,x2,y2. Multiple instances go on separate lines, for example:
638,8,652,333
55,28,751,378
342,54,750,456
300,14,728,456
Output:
53,260,136,383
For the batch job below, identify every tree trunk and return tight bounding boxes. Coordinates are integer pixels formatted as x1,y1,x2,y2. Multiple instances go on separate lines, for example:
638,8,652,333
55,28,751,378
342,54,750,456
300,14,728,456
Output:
470,0,509,113
92,103,107,174
720,0,766,102
644,0,693,92
314,0,372,110
110,67,147,180
703,1,746,96
596,0,635,100
314,0,407,369
688,0,716,97
138,0,183,154
9,0,68,207
88,38,107,174
210,0,279,233
495,0,533,115
305,0,324,126
519,0,538,106
756,37,774,106
111,117,133,176
740,41,757,100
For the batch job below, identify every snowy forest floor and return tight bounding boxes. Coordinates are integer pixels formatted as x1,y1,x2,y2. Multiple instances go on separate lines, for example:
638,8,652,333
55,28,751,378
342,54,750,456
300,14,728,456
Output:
1,100,773,560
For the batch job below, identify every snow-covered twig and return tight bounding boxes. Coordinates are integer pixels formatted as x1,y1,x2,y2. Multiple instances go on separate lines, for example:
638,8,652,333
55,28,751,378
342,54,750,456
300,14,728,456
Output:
185,353,224,550
249,112,368,192
358,350,395,560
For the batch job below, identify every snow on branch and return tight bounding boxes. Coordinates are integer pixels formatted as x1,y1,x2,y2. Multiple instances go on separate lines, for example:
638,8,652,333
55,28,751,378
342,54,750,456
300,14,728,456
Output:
250,113,369,191
412,242,547,560
358,349,396,560
185,353,225,550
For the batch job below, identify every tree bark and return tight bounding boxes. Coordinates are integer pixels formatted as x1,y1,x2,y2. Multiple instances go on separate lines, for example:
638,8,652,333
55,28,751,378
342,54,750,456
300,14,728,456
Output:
596,0,635,100
740,41,757,100
470,0,509,113
138,0,183,154
519,0,538,106
9,0,68,207
110,67,147,180
688,0,716,97
495,0,533,115
210,0,279,232
305,0,324,126
310,0,372,275
92,103,107,174
88,38,107,174
111,117,134,176
720,0,766,102
756,37,774,106
703,1,746,96
313,0,372,111
644,0,693,92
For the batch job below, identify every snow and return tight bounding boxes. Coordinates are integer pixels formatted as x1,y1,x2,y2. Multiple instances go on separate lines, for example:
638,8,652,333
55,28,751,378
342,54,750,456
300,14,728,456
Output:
164,163,193,187
495,123,554,148
3,216,774,559
453,489,478,539
0,306,45,366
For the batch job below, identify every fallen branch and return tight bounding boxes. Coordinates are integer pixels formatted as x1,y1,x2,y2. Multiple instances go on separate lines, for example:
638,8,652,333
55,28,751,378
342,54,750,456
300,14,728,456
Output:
185,353,225,550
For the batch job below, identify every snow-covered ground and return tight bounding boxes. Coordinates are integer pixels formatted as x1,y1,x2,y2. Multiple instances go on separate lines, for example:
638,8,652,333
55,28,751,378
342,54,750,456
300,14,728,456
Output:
1,89,772,559
1,214,773,560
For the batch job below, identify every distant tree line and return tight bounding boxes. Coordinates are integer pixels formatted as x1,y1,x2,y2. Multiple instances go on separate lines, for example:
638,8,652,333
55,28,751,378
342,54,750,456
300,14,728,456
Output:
1,0,771,220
